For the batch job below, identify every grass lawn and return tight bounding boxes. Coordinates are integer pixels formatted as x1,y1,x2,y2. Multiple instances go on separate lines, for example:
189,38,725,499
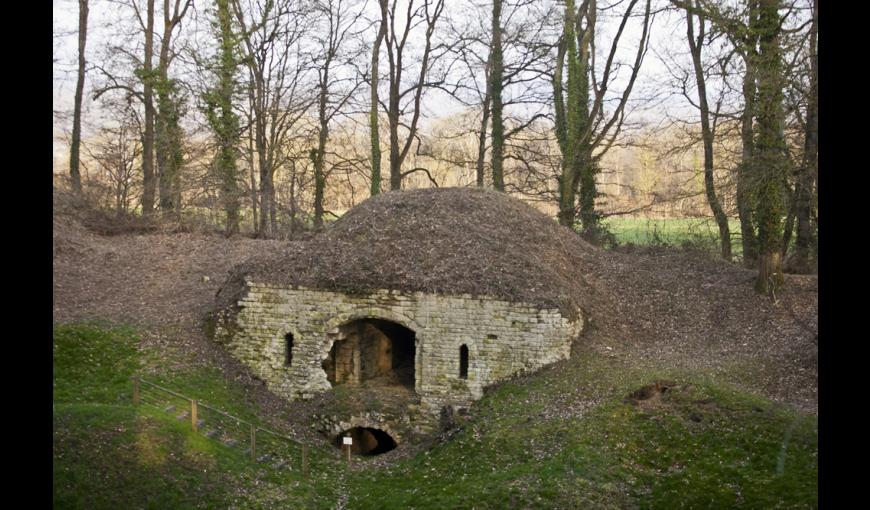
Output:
603,217,747,258
54,323,817,509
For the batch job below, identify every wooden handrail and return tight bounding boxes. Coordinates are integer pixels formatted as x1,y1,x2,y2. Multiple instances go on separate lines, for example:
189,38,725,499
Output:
137,377,302,447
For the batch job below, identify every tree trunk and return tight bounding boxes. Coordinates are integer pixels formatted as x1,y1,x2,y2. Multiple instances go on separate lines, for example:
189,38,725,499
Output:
489,0,505,191
313,61,329,229
782,177,797,255
686,2,731,261
370,0,387,196
141,0,156,215
269,185,277,235
558,0,594,230
69,0,88,198
256,125,272,238
753,0,787,296
248,111,258,235
211,0,240,236
313,123,327,230
475,89,491,188
793,0,817,273
388,78,401,190
553,36,572,226
157,0,186,215
737,0,759,267
558,0,580,227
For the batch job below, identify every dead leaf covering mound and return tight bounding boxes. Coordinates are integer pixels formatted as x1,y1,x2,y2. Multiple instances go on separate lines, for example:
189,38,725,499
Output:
219,187,597,319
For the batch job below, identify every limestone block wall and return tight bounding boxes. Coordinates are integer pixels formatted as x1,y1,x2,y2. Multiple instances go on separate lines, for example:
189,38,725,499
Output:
214,280,584,414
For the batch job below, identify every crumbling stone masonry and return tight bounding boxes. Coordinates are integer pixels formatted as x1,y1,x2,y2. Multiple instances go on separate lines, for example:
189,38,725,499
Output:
214,280,584,416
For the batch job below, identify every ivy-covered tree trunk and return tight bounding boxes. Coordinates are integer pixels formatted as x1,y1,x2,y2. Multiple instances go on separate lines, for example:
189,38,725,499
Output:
489,0,505,191
753,0,787,296
370,0,387,196
205,0,241,236
156,83,184,215
141,0,156,216
557,1,579,227
156,0,191,215
557,0,593,230
69,0,88,198
553,36,569,223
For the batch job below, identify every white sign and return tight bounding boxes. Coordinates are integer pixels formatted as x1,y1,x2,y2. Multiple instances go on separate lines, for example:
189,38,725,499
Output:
343,436,353,445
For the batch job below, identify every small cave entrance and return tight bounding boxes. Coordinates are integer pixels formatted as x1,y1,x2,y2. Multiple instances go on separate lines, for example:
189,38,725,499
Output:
322,318,415,389
333,427,397,456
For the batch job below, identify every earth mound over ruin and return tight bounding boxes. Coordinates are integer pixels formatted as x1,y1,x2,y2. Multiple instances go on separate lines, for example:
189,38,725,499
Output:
218,187,597,319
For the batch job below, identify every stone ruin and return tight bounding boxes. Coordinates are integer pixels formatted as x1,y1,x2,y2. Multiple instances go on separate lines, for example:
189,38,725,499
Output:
211,188,593,450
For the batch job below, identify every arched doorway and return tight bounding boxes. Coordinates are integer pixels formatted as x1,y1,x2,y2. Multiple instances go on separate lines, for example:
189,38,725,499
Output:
322,318,416,389
333,427,397,456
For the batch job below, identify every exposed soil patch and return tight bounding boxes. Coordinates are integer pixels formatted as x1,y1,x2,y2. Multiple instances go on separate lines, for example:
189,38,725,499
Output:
625,380,677,406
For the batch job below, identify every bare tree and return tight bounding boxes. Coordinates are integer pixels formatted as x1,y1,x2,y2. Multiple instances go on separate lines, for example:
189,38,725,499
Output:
155,0,194,214
369,0,388,195
437,0,557,191
376,0,446,190
232,0,316,238
311,0,367,229
90,1,156,215
554,0,653,235
683,0,731,260
69,0,90,198
85,112,143,216
791,0,816,272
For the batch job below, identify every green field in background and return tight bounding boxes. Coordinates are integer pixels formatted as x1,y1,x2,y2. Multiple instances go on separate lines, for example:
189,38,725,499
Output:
603,217,745,257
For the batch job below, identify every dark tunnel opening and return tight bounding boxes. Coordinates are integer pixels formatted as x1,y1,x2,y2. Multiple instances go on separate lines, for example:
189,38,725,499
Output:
333,427,398,456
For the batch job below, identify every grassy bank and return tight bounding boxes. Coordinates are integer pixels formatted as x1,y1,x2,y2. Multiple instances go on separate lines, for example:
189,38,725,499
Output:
54,324,817,509
53,323,341,509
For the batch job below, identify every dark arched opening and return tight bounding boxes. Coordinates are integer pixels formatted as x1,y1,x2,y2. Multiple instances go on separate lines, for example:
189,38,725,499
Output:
285,333,294,366
333,427,397,456
459,344,469,379
322,318,415,389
